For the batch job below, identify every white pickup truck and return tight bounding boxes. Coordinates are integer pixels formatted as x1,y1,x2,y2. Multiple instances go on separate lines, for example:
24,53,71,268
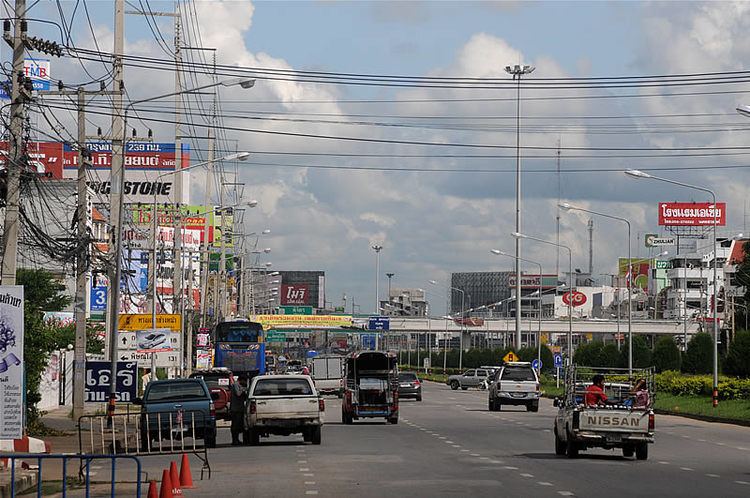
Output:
245,375,324,445
553,370,655,460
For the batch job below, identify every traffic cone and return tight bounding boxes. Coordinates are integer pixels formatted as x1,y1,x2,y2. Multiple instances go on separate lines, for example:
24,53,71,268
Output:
179,453,194,489
170,461,182,495
159,469,173,498
147,480,159,498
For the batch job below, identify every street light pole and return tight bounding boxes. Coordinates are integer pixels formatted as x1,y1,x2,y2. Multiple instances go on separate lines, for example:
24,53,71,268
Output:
625,169,720,407
506,63,535,352
491,250,543,364
512,233,574,364
372,245,383,314
559,203,633,375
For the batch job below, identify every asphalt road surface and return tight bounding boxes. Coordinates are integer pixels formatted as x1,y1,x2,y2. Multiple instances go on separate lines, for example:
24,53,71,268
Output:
174,381,750,498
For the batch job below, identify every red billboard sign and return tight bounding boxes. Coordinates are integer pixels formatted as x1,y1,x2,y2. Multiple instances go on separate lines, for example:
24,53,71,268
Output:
281,285,309,305
562,291,587,307
658,202,726,226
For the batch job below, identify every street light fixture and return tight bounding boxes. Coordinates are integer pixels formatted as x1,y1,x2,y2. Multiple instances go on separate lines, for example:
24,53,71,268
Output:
491,249,544,364
558,201,635,375
512,232,574,364
624,169,720,407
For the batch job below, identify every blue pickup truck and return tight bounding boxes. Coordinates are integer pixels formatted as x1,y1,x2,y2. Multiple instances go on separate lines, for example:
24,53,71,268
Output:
135,378,217,449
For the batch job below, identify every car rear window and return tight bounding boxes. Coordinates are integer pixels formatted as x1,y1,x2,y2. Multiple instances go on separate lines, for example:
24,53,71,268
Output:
399,373,418,381
253,378,313,396
146,382,207,402
500,367,536,382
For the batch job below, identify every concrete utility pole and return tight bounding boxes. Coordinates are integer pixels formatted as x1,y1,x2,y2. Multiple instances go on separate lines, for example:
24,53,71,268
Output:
107,0,125,421
1,0,27,285
74,87,87,420
200,129,215,327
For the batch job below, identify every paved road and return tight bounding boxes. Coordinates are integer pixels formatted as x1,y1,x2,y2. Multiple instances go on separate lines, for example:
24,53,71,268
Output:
162,381,750,497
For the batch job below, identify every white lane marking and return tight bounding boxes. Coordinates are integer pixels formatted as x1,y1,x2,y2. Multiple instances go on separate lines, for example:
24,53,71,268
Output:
300,468,310,472
538,482,553,486
460,449,470,453
305,491,319,495
520,473,534,478
304,473,314,477
439,436,447,440
298,460,308,464
490,460,503,464
452,445,461,448
715,442,726,446
696,438,706,442
681,435,690,439
445,440,454,444
658,461,670,465
479,457,490,460
680,467,694,471
735,481,749,485
296,445,305,448
706,474,720,478
304,482,316,485
503,466,519,470
736,447,748,451
543,429,552,433
558,492,575,497
470,453,481,457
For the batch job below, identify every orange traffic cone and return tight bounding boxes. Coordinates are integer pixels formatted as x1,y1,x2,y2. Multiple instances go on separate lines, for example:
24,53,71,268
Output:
170,461,183,495
159,469,173,498
179,453,194,489
147,480,159,498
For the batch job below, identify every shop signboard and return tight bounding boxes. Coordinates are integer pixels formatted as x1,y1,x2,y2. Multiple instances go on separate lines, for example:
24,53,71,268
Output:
84,361,137,403
0,286,24,438
658,202,726,226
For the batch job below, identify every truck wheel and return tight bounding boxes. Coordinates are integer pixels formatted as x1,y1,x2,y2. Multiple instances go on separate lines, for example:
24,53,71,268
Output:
622,445,634,458
303,429,311,442
450,380,460,390
311,426,322,445
554,430,567,456
417,394,422,402
488,398,495,411
565,434,579,458
388,416,399,425
342,408,353,425
248,429,260,446
635,443,648,460
461,386,468,390
527,401,539,413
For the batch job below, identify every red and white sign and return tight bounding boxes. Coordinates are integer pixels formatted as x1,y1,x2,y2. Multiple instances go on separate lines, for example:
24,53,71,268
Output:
281,284,309,305
562,291,587,307
658,202,726,226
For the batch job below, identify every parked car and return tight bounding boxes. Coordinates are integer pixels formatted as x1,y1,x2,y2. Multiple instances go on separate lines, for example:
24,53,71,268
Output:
189,368,235,420
245,374,324,445
488,362,541,412
398,372,422,401
447,368,492,390
134,378,217,449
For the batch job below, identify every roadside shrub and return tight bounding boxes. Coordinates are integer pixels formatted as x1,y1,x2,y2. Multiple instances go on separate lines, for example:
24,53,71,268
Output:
652,336,681,373
655,370,750,400
724,331,750,377
599,344,622,368
573,341,603,366
682,332,713,374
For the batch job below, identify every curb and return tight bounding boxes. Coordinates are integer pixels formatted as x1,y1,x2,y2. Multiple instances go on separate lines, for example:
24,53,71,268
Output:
0,471,37,498
653,409,750,428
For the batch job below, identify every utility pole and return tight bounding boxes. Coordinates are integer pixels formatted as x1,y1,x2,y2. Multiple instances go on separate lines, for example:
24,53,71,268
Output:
73,87,87,420
200,129,215,328
1,0,27,285
106,0,125,421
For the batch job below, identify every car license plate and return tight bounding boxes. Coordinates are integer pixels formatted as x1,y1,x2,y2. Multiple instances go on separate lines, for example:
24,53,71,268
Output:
400,384,411,388
606,434,622,442
510,392,526,398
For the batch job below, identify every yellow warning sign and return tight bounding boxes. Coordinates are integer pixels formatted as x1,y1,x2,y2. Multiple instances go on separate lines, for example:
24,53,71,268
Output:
118,314,182,331
503,351,519,363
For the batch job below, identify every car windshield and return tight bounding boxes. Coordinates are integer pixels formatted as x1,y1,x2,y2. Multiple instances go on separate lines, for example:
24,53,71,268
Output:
253,378,313,396
399,373,417,381
146,382,207,402
501,367,536,382
190,373,230,389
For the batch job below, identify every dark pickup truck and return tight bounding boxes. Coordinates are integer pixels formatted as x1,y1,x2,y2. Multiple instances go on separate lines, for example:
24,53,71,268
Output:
134,378,217,449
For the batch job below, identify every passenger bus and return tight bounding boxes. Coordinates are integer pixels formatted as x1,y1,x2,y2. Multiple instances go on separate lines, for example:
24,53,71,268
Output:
213,320,266,378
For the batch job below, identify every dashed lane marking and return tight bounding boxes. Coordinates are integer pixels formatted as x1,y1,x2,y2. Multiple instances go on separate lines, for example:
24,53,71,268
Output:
479,457,490,460
735,481,749,485
452,445,461,448
470,453,481,457
304,482,316,485
304,473,314,477
658,461,669,465
680,467,694,472
298,460,308,464
538,482,553,486
503,466,519,470
460,449,470,453
520,473,534,478
558,492,575,496
305,491,319,495
299,468,310,472
706,474,720,478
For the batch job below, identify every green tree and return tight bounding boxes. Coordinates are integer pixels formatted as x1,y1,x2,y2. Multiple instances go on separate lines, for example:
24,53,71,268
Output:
620,335,652,369
17,269,71,424
573,341,604,366
599,344,622,368
724,331,750,377
652,336,681,372
682,332,714,374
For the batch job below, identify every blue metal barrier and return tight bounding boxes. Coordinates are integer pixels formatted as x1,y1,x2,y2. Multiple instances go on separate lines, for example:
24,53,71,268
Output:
0,453,143,497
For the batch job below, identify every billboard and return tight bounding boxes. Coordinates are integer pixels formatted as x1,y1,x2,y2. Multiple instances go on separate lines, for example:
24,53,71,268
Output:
251,314,353,329
84,361,137,403
281,284,309,305
645,234,676,247
658,202,726,226
618,258,650,291
508,274,558,289
130,204,228,246
0,286,24,439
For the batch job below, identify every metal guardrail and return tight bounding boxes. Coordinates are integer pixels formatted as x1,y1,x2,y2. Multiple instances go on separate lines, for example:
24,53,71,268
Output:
77,410,211,479
0,453,142,498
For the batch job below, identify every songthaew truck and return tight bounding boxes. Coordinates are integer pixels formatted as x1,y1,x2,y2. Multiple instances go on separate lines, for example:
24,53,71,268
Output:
341,351,399,425
553,366,655,460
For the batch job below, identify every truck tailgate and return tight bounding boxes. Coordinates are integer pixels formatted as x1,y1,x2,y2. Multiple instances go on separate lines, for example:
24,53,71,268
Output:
500,380,537,393
254,396,320,419
579,409,650,433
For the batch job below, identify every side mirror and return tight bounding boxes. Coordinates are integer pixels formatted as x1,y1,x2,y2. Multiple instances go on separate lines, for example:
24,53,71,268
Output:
132,397,143,406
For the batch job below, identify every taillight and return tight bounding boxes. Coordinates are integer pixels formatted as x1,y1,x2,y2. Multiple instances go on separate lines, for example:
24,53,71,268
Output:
535,383,540,391
318,398,325,412
648,413,655,431
209,402,216,418
249,400,257,415
413,380,420,387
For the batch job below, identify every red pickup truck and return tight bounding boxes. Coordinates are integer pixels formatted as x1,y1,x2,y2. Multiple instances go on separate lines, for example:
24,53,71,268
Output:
189,368,235,420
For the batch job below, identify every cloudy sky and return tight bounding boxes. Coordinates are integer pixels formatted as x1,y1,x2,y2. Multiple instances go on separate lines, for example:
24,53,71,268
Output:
13,0,750,314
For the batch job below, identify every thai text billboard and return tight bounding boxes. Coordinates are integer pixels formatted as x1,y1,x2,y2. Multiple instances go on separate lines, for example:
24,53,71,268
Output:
658,202,726,226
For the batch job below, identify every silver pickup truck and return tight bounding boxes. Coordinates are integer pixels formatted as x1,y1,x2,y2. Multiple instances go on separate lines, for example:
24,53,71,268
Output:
553,367,654,460
245,375,324,445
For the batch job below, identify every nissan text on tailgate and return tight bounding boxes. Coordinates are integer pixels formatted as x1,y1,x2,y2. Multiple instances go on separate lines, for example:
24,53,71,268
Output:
553,366,655,460
245,375,324,445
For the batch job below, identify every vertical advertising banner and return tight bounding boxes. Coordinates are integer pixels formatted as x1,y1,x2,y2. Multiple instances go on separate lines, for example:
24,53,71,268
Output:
618,258,651,291
0,286,24,439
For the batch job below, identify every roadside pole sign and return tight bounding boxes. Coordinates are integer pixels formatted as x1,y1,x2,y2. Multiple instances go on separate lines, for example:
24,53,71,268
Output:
85,361,137,403
118,329,180,351
279,306,313,315
0,286,24,439
502,351,519,363
90,285,107,312
368,316,390,331
118,350,181,368
553,353,563,368
266,330,287,343
531,359,542,371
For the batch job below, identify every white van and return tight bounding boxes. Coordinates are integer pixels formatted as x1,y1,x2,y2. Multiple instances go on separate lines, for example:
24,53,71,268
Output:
310,355,345,397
